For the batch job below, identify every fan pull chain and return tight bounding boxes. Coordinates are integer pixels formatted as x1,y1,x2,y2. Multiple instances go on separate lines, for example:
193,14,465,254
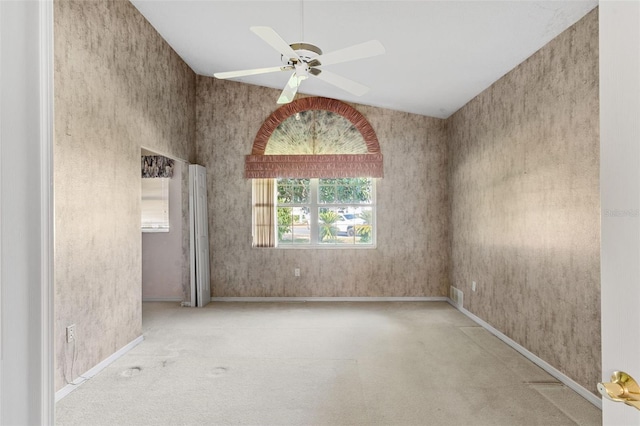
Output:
300,0,305,41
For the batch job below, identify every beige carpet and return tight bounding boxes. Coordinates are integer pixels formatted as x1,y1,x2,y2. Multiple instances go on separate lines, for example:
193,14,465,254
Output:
55,302,601,425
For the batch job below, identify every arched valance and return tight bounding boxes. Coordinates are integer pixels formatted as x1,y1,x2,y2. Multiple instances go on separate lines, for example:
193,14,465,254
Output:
245,97,383,178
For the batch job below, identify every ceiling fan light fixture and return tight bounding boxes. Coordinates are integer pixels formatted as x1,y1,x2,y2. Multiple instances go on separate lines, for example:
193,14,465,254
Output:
294,62,309,81
214,26,385,104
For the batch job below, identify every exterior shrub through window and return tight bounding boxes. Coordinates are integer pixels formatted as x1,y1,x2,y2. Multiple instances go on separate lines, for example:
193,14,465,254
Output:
277,177,375,247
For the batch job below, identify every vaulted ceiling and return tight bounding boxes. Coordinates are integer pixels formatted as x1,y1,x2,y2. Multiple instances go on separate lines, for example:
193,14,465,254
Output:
131,0,598,118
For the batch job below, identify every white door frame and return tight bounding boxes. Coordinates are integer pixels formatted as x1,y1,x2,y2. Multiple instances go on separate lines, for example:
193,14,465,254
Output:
0,0,54,424
600,1,640,424
39,0,55,421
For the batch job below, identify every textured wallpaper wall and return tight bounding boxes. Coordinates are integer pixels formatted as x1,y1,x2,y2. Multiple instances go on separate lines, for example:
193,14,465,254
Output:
196,77,449,297
447,9,600,393
54,0,195,391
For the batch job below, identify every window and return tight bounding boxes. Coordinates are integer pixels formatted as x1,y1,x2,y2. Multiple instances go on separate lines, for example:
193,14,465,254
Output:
141,177,169,232
276,177,375,247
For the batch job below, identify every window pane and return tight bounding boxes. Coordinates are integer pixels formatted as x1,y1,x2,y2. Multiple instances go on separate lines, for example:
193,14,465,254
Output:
295,178,310,203
354,207,374,245
277,206,310,245
318,208,339,244
277,207,293,243
290,221,310,244
318,184,336,203
278,178,309,204
278,184,293,204
316,207,373,245
352,178,373,204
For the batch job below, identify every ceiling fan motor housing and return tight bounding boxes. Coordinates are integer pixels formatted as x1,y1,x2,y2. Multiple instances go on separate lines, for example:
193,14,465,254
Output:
284,42,323,67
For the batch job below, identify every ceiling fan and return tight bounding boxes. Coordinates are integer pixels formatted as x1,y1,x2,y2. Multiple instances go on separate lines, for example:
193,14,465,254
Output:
213,26,385,104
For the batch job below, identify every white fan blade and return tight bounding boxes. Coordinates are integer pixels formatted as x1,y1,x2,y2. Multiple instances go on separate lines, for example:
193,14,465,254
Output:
214,65,293,80
315,40,385,67
312,69,370,96
277,73,301,104
250,26,301,62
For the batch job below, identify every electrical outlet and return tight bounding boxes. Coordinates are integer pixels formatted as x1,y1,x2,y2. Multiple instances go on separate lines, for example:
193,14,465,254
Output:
472,281,477,292
294,268,300,277
66,324,76,343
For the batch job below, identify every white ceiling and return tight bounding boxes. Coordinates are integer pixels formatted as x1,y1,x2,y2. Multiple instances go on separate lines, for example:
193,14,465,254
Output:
130,0,597,119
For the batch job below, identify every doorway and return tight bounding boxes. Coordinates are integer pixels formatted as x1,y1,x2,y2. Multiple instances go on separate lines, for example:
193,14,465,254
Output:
141,148,191,305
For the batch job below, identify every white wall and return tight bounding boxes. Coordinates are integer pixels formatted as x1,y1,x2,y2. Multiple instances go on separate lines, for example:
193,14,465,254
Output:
0,0,54,424
600,1,640,424
142,160,184,301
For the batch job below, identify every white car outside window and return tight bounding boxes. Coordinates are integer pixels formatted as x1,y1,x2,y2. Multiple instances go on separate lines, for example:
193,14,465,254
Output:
334,213,366,236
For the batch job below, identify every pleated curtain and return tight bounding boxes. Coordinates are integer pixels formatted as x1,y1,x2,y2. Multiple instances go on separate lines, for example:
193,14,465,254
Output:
252,178,276,247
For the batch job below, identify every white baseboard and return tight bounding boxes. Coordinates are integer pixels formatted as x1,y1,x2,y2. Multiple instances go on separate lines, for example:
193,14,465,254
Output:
142,297,183,302
447,299,601,409
55,335,144,402
210,296,448,302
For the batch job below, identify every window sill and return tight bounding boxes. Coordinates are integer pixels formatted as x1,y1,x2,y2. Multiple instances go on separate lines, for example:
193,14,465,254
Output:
253,244,377,250
142,228,169,233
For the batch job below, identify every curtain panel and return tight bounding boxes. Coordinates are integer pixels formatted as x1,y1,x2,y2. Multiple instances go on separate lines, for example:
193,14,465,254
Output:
252,178,277,247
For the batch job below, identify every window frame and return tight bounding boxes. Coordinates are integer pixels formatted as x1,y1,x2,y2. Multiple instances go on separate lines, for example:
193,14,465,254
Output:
276,177,377,249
